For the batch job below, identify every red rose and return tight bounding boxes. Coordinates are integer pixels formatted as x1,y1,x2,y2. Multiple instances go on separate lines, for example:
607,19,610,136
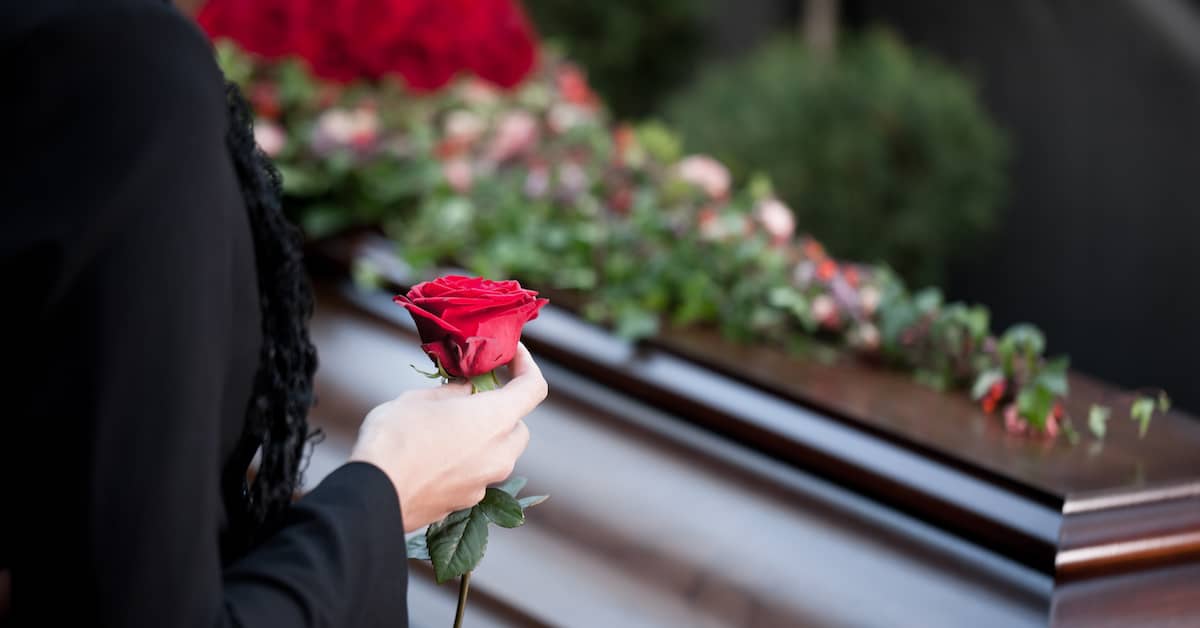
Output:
394,276,548,378
198,0,308,59
458,0,537,88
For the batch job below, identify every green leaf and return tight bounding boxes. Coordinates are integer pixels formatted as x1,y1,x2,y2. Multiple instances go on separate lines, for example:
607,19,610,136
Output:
405,530,431,561
971,369,1004,401
1131,397,1156,438
426,506,490,584
494,476,528,497
1017,384,1054,428
1157,391,1172,413
1088,405,1111,439
518,495,549,509
1034,356,1070,396
477,488,525,528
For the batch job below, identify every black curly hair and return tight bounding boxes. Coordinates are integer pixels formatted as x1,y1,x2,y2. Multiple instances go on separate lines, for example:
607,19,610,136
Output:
219,82,321,553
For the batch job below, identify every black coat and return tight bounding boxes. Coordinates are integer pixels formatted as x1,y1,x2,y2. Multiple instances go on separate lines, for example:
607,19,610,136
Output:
0,1,408,625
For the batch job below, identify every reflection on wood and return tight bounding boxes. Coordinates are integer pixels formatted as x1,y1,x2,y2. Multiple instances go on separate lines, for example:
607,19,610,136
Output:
307,282,1051,627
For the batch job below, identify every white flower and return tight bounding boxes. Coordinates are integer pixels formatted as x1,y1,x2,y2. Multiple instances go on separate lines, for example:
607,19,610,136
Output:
859,285,881,316
443,110,485,145
459,78,499,106
547,103,593,134
811,294,837,325
755,198,795,245
676,155,731,200
253,119,286,157
854,323,880,350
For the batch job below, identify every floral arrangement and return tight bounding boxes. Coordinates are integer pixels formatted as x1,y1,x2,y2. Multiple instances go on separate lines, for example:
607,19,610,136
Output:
202,2,1169,445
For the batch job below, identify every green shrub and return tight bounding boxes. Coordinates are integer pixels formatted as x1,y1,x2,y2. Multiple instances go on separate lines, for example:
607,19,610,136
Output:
665,30,1008,285
523,0,708,118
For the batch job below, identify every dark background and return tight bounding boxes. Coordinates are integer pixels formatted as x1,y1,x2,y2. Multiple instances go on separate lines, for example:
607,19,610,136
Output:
697,0,1200,412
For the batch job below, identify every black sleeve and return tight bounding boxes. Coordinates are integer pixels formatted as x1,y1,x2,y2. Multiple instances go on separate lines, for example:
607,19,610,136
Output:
0,3,407,627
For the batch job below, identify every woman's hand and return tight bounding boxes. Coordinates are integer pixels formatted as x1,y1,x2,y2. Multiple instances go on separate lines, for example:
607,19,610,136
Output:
350,343,548,532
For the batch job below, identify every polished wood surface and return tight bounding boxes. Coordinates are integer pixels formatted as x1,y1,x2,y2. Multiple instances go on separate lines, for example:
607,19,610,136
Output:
653,325,1200,500
306,283,1055,627
307,234,1200,580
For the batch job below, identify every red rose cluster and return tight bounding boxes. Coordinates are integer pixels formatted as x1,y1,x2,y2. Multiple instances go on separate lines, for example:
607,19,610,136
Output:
198,0,538,90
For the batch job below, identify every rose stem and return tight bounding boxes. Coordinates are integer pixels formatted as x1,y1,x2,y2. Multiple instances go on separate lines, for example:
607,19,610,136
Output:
453,571,471,628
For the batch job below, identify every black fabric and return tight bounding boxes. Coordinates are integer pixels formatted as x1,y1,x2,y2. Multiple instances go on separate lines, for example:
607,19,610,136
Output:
0,1,407,626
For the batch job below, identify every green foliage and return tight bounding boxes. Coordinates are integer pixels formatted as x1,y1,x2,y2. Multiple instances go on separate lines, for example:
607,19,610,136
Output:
1088,404,1111,439
214,42,1163,443
665,31,1008,285
419,478,547,583
523,0,708,117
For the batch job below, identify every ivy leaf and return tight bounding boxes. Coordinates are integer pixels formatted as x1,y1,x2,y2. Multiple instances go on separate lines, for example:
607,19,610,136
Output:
1131,397,1156,438
477,488,525,528
518,495,549,509
971,369,1005,401
405,530,431,561
494,476,528,497
1088,405,1111,439
426,506,490,583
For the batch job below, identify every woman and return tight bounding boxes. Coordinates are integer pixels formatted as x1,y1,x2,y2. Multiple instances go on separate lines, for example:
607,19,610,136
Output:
0,0,546,625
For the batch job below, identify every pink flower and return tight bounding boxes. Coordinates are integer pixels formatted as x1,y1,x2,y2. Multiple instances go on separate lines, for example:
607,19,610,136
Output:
676,155,731,200
487,111,539,162
1004,404,1027,435
556,162,589,197
524,166,550,199
253,119,286,157
754,198,795,246
311,106,379,155
443,158,473,193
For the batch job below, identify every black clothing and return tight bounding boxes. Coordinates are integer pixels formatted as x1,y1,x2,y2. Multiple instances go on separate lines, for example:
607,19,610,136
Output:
0,1,407,625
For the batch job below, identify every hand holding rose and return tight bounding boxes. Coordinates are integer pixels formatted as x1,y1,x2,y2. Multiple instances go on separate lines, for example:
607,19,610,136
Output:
350,343,546,532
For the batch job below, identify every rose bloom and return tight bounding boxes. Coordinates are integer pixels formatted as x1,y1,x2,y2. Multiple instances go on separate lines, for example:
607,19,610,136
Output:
676,155,731,200
487,111,539,162
443,158,473,193
394,276,548,378
754,198,796,246
253,119,287,157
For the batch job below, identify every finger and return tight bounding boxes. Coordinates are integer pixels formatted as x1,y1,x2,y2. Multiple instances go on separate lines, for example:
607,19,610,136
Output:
500,419,531,459
486,344,548,417
403,381,472,401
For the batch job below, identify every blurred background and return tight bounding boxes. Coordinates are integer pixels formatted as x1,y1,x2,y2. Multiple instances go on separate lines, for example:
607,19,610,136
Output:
522,0,1199,413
